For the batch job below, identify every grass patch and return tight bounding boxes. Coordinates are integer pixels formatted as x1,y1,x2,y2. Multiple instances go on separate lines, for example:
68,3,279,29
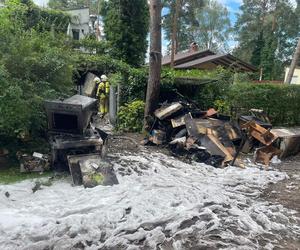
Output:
0,165,52,185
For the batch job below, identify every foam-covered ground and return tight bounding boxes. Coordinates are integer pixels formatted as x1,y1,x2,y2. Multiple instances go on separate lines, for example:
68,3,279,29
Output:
0,151,299,250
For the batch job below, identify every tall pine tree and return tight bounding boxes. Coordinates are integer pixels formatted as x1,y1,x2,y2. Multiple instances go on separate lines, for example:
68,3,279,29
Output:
234,0,299,80
163,0,205,52
190,0,231,52
102,0,149,67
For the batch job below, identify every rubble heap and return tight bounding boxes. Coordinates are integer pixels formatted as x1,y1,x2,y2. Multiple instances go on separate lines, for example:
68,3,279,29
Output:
45,95,118,187
145,102,290,168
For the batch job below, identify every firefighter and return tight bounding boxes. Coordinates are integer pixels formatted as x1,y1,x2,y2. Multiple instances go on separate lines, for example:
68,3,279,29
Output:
96,75,110,116
94,77,101,97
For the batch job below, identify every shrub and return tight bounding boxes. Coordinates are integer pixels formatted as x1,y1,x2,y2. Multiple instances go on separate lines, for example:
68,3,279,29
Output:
226,83,300,126
117,100,145,132
109,72,123,87
0,2,74,143
72,37,112,55
118,66,232,107
121,68,148,104
195,67,234,109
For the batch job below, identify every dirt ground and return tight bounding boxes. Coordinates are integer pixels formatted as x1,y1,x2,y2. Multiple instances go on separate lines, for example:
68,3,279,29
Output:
263,154,300,213
261,155,300,250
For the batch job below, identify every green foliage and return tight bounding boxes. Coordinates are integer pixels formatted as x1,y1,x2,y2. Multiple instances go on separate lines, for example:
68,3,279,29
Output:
161,67,220,82
74,54,132,77
48,0,101,14
0,0,74,141
189,0,231,51
121,68,148,104
234,0,299,80
163,0,232,52
109,72,123,87
112,66,232,107
226,83,300,126
102,0,149,66
163,0,205,51
214,99,230,114
2,0,70,32
72,37,112,55
48,0,98,12
0,166,52,184
195,67,233,109
117,67,227,106
234,72,256,84
37,8,70,33
117,100,145,132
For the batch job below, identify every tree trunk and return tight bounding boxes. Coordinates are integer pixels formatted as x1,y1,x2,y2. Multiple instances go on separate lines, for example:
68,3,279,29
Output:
285,38,300,84
170,0,180,68
144,0,162,129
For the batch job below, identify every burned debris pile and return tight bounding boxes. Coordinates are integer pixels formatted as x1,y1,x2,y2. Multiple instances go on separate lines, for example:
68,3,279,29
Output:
145,102,299,168
17,152,50,173
13,94,118,188
145,102,242,168
12,93,300,185
43,94,118,188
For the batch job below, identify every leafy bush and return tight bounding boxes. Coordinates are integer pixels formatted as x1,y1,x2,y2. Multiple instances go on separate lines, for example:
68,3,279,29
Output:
109,72,123,87
161,67,222,82
74,54,131,77
0,1,74,143
195,67,234,109
226,83,300,126
72,37,112,55
121,68,148,104
117,67,229,106
117,100,145,132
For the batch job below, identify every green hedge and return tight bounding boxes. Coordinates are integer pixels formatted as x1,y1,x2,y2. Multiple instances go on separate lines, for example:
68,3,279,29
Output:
119,66,231,106
117,100,145,132
226,83,300,126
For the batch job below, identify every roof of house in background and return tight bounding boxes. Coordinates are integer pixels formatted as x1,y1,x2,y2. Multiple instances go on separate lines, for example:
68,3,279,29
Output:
162,50,256,72
162,49,216,66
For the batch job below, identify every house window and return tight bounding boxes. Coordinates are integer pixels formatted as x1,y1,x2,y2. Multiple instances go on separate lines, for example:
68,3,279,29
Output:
72,29,80,40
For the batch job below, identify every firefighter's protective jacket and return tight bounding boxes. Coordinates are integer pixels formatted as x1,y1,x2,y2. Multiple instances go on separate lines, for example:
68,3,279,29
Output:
96,81,110,98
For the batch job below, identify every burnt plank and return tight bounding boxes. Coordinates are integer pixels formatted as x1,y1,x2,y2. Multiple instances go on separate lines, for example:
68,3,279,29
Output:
184,113,200,138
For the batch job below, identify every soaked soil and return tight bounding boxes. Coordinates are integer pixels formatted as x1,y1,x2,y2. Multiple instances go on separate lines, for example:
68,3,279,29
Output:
261,155,300,250
107,133,300,249
263,155,300,213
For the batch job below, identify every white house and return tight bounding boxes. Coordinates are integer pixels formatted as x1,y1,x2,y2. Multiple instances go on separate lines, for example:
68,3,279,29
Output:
66,7,90,40
284,66,300,84
66,7,104,41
